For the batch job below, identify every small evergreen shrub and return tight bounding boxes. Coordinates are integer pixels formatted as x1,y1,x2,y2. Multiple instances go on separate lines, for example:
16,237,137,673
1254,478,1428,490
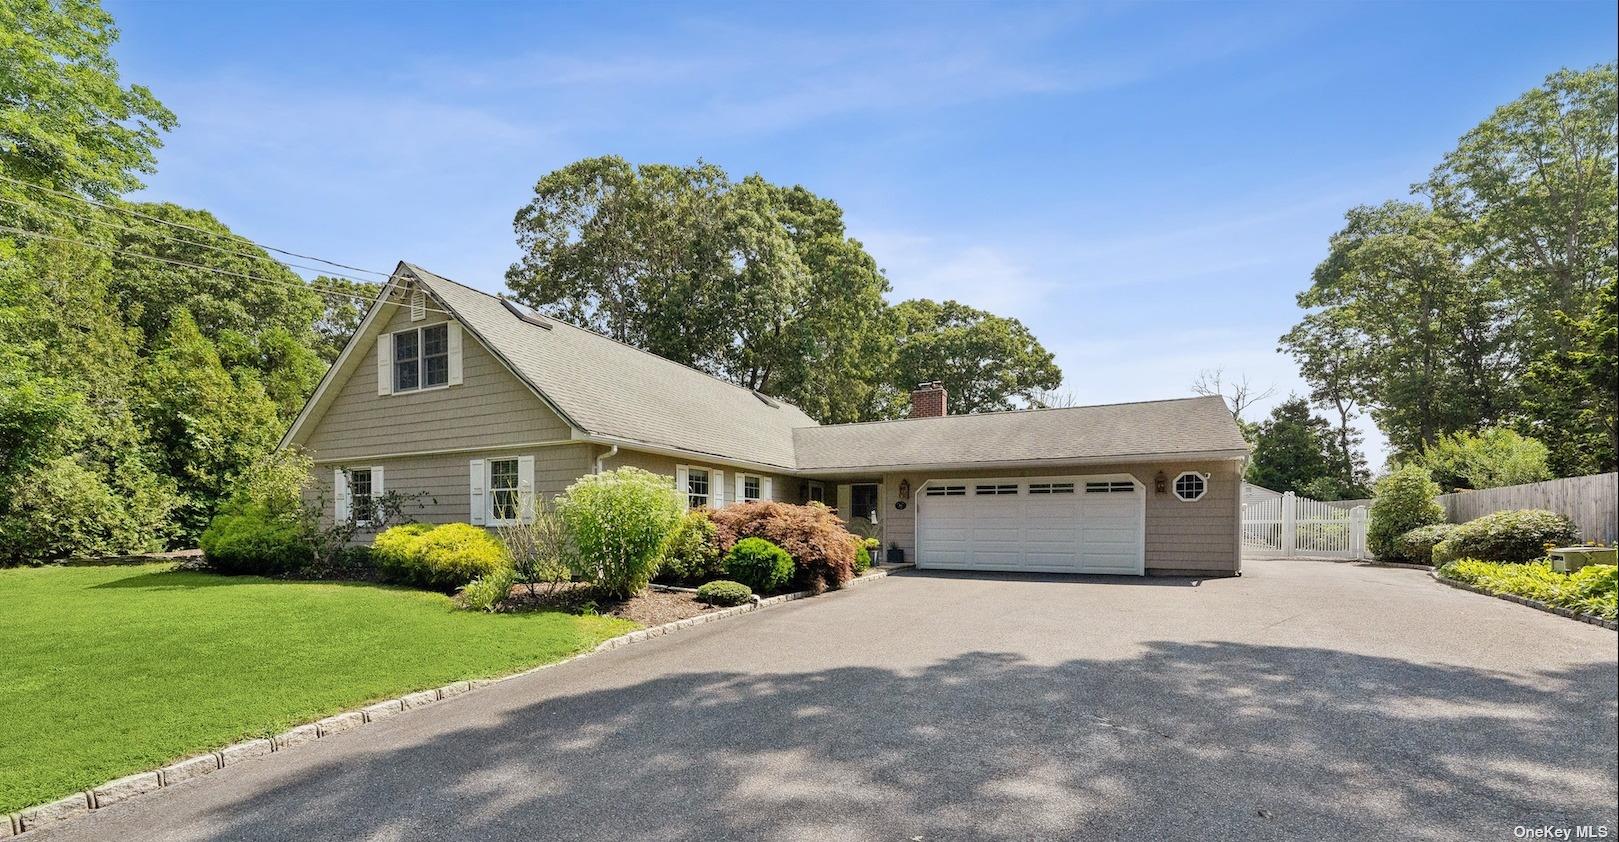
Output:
852,537,874,574
1432,509,1580,565
1368,466,1444,561
200,509,312,575
376,523,509,592
724,537,795,593
555,467,683,597
1394,523,1458,566
709,501,860,591
458,566,518,612
659,510,724,584
695,579,753,606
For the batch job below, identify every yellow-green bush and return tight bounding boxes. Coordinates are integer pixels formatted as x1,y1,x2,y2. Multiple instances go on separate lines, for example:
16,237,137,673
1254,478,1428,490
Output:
375,523,509,592
1439,559,1616,621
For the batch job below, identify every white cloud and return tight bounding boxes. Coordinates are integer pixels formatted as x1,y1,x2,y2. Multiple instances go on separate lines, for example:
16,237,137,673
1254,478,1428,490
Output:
862,230,1058,314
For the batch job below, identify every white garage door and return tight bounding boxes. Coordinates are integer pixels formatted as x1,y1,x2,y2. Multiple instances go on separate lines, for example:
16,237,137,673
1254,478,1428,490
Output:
916,475,1144,575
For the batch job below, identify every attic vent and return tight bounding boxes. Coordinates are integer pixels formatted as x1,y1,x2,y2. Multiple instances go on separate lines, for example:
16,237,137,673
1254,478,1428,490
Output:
501,298,552,330
410,289,426,321
752,390,781,408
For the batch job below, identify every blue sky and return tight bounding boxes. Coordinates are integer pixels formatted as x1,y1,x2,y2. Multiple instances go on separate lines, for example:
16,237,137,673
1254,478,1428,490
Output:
108,0,1617,469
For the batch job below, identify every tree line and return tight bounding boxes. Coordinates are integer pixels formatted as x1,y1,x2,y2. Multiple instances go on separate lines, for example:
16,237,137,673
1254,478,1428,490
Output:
1249,64,1617,499
0,0,1065,564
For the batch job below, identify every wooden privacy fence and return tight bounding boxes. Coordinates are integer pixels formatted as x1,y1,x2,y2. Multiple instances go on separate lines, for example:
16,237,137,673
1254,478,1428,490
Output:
1328,472,1616,545
1242,484,1367,559
1437,472,1617,545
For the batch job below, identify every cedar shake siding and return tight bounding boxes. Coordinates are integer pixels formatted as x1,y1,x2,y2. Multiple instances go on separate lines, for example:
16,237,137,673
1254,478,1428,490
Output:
298,306,570,463
599,449,795,504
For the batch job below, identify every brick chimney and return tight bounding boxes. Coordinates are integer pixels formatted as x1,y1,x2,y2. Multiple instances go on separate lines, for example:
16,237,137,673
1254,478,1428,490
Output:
909,381,948,418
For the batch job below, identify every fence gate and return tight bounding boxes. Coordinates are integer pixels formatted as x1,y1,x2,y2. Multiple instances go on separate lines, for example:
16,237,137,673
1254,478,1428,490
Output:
1241,483,1366,559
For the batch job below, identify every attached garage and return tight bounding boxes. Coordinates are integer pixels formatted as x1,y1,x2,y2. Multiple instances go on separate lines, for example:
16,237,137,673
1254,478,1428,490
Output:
916,475,1145,575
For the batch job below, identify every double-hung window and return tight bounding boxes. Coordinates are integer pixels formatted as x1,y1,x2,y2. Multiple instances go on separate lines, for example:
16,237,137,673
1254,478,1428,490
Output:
350,468,373,526
687,468,710,509
490,458,520,523
742,475,762,502
393,324,449,392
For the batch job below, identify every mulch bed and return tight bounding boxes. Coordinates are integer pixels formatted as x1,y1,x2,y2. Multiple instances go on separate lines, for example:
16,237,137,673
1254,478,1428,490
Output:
502,582,718,625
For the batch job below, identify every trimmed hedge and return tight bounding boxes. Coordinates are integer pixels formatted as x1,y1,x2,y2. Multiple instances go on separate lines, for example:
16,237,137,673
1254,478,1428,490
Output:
375,522,509,592
1432,509,1580,565
1440,559,1616,621
1394,523,1458,566
695,579,753,607
724,537,795,593
710,501,859,592
199,510,312,575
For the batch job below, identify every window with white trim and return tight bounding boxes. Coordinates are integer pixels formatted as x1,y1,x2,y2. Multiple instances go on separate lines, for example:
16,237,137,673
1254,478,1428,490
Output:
1173,471,1207,502
924,485,967,497
742,474,762,502
393,324,449,392
490,458,520,523
975,484,1019,495
687,468,710,509
350,468,373,525
1085,481,1135,494
1028,482,1076,494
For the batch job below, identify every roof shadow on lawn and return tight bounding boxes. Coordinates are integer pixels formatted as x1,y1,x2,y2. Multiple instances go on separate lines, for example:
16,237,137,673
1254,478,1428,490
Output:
170,641,1617,842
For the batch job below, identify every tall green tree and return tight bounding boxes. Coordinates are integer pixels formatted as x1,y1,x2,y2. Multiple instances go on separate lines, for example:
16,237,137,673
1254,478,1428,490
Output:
137,310,280,541
1519,278,1618,474
886,299,1062,415
506,156,914,422
1245,397,1358,497
1410,427,1551,492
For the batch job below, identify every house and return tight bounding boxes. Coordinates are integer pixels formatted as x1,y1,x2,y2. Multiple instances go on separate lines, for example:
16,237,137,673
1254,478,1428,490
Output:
282,263,1251,577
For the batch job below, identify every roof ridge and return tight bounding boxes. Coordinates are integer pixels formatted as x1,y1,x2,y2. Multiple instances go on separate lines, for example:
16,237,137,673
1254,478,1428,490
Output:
797,395,1223,432
402,262,817,421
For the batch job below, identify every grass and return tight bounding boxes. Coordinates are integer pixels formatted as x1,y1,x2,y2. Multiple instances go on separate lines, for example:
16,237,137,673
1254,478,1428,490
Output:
1438,559,1618,621
0,563,636,814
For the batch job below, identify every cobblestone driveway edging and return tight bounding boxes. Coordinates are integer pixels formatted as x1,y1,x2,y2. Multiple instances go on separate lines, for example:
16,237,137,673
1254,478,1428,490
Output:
1430,570,1618,631
2,565,908,837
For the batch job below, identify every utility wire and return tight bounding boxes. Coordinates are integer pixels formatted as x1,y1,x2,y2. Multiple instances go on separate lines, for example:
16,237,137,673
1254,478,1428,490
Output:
0,195,386,287
0,172,393,278
0,224,452,316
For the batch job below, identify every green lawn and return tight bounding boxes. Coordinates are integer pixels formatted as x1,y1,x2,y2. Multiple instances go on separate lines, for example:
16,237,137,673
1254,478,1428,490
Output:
0,563,636,814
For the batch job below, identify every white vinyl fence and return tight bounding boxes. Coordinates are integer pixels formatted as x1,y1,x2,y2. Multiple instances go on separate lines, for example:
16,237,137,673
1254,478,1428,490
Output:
1242,483,1367,559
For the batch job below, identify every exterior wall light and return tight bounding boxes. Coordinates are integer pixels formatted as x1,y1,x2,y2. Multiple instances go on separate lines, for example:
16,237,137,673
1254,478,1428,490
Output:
898,479,911,500
1154,471,1168,494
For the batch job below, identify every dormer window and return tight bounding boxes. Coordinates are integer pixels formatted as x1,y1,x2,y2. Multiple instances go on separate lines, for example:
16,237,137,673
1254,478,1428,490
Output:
394,324,449,392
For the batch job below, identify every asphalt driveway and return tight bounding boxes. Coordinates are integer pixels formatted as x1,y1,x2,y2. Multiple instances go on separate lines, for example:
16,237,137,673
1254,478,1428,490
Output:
37,559,1618,841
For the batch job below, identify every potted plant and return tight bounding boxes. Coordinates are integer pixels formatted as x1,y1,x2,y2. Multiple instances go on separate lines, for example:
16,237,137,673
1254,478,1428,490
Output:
885,541,904,564
863,537,880,566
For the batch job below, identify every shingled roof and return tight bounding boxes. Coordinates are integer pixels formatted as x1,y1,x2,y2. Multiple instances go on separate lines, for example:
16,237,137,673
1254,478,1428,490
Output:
400,264,1249,473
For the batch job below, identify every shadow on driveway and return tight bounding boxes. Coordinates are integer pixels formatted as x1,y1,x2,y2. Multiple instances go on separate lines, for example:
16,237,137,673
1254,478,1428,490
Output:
132,640,1618,841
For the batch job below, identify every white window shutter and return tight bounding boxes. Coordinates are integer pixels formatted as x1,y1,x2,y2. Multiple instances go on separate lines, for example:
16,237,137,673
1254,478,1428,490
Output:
836,484,852,521
734,473,745,502
333,469,350,522
517,455,535,522
675,465,689,510
376,336,392,396
410,289,426,321
372,466,385,496
469,459,486,525
761,477,773,501
447,322,463,386
711,470,725,508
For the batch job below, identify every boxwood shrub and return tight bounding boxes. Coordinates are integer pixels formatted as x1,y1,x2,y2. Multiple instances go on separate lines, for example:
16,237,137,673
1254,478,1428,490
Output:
375,522,509,592
199,509,312,575
695,579,753,606
1394,523,1458,566
1432,509,1580,565
724,537,795,593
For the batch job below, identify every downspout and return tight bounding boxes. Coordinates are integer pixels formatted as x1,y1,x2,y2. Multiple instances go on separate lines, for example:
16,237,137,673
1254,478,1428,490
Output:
594,445,619,474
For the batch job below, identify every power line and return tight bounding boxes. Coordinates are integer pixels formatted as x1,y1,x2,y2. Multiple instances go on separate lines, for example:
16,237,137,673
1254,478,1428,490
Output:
0,224,453,316
0,172,393,278
0,195,386,287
